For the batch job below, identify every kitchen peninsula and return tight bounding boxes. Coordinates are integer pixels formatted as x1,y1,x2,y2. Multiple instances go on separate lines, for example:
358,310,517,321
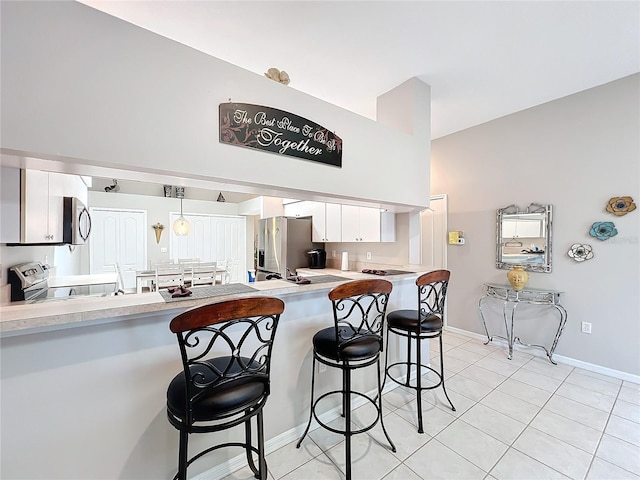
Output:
0,267,431,479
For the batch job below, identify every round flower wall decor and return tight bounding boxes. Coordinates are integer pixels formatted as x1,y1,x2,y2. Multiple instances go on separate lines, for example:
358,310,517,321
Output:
606,196,636,216
567,243,594,262
589,221,618,241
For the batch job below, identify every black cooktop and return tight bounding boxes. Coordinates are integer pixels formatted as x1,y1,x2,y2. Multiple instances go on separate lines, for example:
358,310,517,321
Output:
361,269,415,276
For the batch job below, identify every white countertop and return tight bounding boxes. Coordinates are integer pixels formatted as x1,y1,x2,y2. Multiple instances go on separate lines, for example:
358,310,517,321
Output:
0,267,427,336
48,273,118,288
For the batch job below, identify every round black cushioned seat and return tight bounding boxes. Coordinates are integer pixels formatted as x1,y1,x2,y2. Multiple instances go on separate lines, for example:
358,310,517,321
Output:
387,310,443,332
313,326,381,361
167,356,266,422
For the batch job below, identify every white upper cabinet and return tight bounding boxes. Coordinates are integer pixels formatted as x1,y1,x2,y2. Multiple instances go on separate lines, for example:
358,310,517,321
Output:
307,201,342,242
20,169,89,243
341,206,395,242
21,170,63,243
341,205,381,242
284,201,342,242
322,203,342,242
502,218,543,238
286,201,395,243
283,201,308,218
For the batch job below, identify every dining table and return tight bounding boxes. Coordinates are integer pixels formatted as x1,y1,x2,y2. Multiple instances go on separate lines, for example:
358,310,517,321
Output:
48,273,118,289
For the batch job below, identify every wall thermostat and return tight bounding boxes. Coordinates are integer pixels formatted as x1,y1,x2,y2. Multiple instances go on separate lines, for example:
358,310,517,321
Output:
448,231,465,245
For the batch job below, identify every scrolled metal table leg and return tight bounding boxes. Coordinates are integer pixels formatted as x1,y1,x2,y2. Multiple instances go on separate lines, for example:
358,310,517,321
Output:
478,295,493,345
548,304,568,364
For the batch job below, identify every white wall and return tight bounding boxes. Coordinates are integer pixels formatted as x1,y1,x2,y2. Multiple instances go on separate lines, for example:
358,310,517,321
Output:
88,191,246,268
432,74,640,376
0,1,429,210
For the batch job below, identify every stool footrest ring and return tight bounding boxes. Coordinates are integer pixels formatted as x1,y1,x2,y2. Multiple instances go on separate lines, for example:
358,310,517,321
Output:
386,361,444,391
311,390,382,436
172,442,264,480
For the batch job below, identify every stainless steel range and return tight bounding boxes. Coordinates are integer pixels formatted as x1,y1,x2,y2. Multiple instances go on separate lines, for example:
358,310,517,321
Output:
8,262,116,303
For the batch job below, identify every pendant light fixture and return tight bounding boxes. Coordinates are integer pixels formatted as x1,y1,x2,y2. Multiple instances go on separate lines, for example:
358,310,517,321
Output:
173,187,190,236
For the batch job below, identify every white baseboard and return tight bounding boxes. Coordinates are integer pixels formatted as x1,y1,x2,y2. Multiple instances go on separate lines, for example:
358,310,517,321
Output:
193,326,639,479
445,326,640,384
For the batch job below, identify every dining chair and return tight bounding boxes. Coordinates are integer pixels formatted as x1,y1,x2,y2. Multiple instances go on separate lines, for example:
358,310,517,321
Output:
155,264,185,291
216,259,233,285
190,262,218,287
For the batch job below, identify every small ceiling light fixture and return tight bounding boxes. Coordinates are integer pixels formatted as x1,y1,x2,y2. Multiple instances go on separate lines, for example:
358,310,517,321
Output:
173,187,190,236
264,67,290,85
217,192,226,202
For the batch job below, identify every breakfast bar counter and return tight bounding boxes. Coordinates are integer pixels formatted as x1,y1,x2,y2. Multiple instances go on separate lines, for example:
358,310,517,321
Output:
0,268,421,336
0,267,432,479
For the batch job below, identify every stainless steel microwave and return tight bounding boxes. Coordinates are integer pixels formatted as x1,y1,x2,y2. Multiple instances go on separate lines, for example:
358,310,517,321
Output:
63,196,92,245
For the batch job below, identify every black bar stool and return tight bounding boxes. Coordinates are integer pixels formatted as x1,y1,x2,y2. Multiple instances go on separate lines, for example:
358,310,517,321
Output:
296,279,396,480
166,296,284,480
383,270,455,434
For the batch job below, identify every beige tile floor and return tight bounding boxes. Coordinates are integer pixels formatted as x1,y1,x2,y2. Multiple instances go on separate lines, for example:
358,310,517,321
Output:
225,332,640,480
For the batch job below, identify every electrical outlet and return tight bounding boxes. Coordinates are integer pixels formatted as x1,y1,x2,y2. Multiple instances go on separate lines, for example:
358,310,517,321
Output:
581,321,592,334
332,250,336,258
366,251,372,260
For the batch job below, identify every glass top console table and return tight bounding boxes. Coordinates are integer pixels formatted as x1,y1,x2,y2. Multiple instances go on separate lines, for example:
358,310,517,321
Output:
478,283,567,364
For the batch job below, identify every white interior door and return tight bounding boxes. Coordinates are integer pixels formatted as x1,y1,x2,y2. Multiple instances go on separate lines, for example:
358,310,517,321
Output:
420,194,449,327
420,194,448,269
211,216,245,283
171,214,211,261
90,208,147,289
169,213,246,283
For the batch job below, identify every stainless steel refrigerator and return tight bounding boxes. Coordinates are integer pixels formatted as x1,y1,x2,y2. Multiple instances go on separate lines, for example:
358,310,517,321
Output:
257,216,315,280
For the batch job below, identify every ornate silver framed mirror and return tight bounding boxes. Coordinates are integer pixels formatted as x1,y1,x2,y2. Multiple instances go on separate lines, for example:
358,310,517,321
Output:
496,203,553,273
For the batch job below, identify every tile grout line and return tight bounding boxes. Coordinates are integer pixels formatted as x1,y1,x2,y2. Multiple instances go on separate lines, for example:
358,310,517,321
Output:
583,381,640,479
267,333,637,480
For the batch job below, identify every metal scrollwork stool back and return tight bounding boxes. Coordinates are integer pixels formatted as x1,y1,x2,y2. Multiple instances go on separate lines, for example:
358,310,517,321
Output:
166,296,284,480
296,279,396,480
384,269,455,434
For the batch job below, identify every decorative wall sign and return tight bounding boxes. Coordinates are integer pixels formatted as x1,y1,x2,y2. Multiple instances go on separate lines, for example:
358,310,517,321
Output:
219,103,342,167
567,243,594,262
606,196,636,216
589,221,618,241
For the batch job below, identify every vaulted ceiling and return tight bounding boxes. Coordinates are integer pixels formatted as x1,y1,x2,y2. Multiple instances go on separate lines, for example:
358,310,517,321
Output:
80,1,639,139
